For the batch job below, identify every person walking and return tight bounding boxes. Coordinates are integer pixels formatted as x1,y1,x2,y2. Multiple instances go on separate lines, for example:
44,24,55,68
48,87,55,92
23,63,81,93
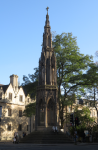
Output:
55,126,58,134
16,132,19,143
23,132,24,138
83,132,85,142
13,136,16,144
52,126,55,133
74,130,77,145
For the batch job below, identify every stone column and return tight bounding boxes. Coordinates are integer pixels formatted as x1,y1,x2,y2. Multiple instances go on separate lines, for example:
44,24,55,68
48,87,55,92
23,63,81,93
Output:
44,100,47,127
52,68,54,85
55,102,57,126
35,102,38,131
45,57,46,85
49,52,52,85
55,56,57,86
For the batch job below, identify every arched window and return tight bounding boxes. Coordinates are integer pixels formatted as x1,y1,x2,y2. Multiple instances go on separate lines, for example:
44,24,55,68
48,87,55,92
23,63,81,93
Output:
47,99,53,110
7,124,11,131
0,106,2,117
9,93,12,100
0,92,2,97
8,108,12,116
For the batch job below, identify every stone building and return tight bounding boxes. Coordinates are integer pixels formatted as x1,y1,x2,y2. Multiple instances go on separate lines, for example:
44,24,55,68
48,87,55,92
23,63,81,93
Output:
0,74,35,141
35,8,59,130
63,98,98,133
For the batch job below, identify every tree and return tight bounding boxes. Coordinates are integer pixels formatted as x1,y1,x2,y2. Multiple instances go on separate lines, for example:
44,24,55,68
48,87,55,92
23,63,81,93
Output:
59,94,74,128
22,67,39,98
59,93,75,128
22,32,98,129
23,102,36,133
74,106,94,127
70,106,94,137
22,67,38,133
52,32,98,127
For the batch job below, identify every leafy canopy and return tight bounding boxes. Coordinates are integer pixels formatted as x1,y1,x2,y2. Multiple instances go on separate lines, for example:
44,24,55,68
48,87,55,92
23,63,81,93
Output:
23,102,36,117
52,32,98,98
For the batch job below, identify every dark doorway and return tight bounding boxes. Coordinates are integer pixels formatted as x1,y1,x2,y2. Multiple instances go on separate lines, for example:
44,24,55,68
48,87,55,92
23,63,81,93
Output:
38,99,44,126
47,99,55,126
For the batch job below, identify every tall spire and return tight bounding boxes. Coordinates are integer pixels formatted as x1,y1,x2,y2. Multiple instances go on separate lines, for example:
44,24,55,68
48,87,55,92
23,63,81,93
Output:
46,7,49,14
43,7,52,49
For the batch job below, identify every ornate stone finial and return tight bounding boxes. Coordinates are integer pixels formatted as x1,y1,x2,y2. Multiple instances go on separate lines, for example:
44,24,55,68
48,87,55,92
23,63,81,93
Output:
46,7,49,14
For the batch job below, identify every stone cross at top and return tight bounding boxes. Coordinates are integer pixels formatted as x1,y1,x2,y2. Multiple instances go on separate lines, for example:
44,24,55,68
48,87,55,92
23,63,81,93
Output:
46,7,49,14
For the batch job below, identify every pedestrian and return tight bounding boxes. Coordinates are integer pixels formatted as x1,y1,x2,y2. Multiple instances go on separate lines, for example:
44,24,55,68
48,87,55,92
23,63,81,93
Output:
55,126,58,134
23,132,24,137
52,126,55,133
83,132,85,142
13,136,16,144
16,132,19,143
13,132,17,144
24,132,26,137
74,130,77,145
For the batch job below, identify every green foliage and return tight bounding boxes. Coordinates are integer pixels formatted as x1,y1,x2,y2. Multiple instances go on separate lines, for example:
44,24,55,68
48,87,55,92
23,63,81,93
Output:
52,32,98,97
22,32,98,127
59,94,75,128
52,32,98,127
23,102,36,117
74,106,94,127
22,67,39,84
22,67,39,97
22,81,38,98
70,125,87,136
92,124,98,133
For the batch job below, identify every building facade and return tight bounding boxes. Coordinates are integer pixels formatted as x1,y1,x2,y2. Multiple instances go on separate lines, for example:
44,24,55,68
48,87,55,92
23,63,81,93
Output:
0,74,35,141
63,98,98,133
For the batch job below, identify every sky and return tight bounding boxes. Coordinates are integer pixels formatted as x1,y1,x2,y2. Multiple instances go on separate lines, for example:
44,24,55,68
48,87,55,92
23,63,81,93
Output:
0,0,98,85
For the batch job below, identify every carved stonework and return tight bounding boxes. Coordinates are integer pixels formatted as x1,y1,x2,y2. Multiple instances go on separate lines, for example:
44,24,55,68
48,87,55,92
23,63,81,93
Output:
35,8,58,130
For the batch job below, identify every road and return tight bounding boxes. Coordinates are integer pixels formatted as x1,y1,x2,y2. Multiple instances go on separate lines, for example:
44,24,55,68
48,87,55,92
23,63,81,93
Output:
0,143,98,150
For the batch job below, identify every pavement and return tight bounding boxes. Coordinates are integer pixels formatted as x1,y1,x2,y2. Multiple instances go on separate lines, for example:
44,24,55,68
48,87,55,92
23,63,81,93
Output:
0,142,98,150
0,141,98,145
0,139,98,150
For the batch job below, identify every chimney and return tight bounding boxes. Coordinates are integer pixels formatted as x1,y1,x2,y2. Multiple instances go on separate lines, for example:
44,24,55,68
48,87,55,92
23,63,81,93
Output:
10,74,18,90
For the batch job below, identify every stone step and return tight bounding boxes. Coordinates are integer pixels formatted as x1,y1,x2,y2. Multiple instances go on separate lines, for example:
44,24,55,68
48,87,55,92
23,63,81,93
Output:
19,131,74,144
20,141,74,143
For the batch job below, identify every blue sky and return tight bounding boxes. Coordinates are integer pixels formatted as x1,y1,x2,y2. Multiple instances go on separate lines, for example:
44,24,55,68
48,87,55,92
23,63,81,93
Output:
0,0,98,85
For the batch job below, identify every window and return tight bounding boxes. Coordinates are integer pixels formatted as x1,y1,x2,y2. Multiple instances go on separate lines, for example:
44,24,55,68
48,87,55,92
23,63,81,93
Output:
19,95,23,102
18,124,22,131
9,93,12,100
8,108,12,116
27,125,28,131
19,110,22,117
0,106,2,117
0,92,2,97
7,124,11,131
27,98,29,103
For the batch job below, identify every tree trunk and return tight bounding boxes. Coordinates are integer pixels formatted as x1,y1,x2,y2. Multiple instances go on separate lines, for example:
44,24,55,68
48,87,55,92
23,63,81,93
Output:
30,116,31,133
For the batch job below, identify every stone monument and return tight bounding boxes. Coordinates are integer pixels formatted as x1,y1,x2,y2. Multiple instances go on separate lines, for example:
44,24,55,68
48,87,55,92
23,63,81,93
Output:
35,7,59,130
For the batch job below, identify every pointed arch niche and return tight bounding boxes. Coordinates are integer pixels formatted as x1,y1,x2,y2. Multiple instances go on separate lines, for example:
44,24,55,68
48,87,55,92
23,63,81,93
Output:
38,99,45,126
47,98,55,126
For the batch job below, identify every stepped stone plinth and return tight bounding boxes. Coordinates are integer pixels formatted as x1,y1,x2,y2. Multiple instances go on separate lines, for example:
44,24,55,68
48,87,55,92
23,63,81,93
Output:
19,130,74,144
